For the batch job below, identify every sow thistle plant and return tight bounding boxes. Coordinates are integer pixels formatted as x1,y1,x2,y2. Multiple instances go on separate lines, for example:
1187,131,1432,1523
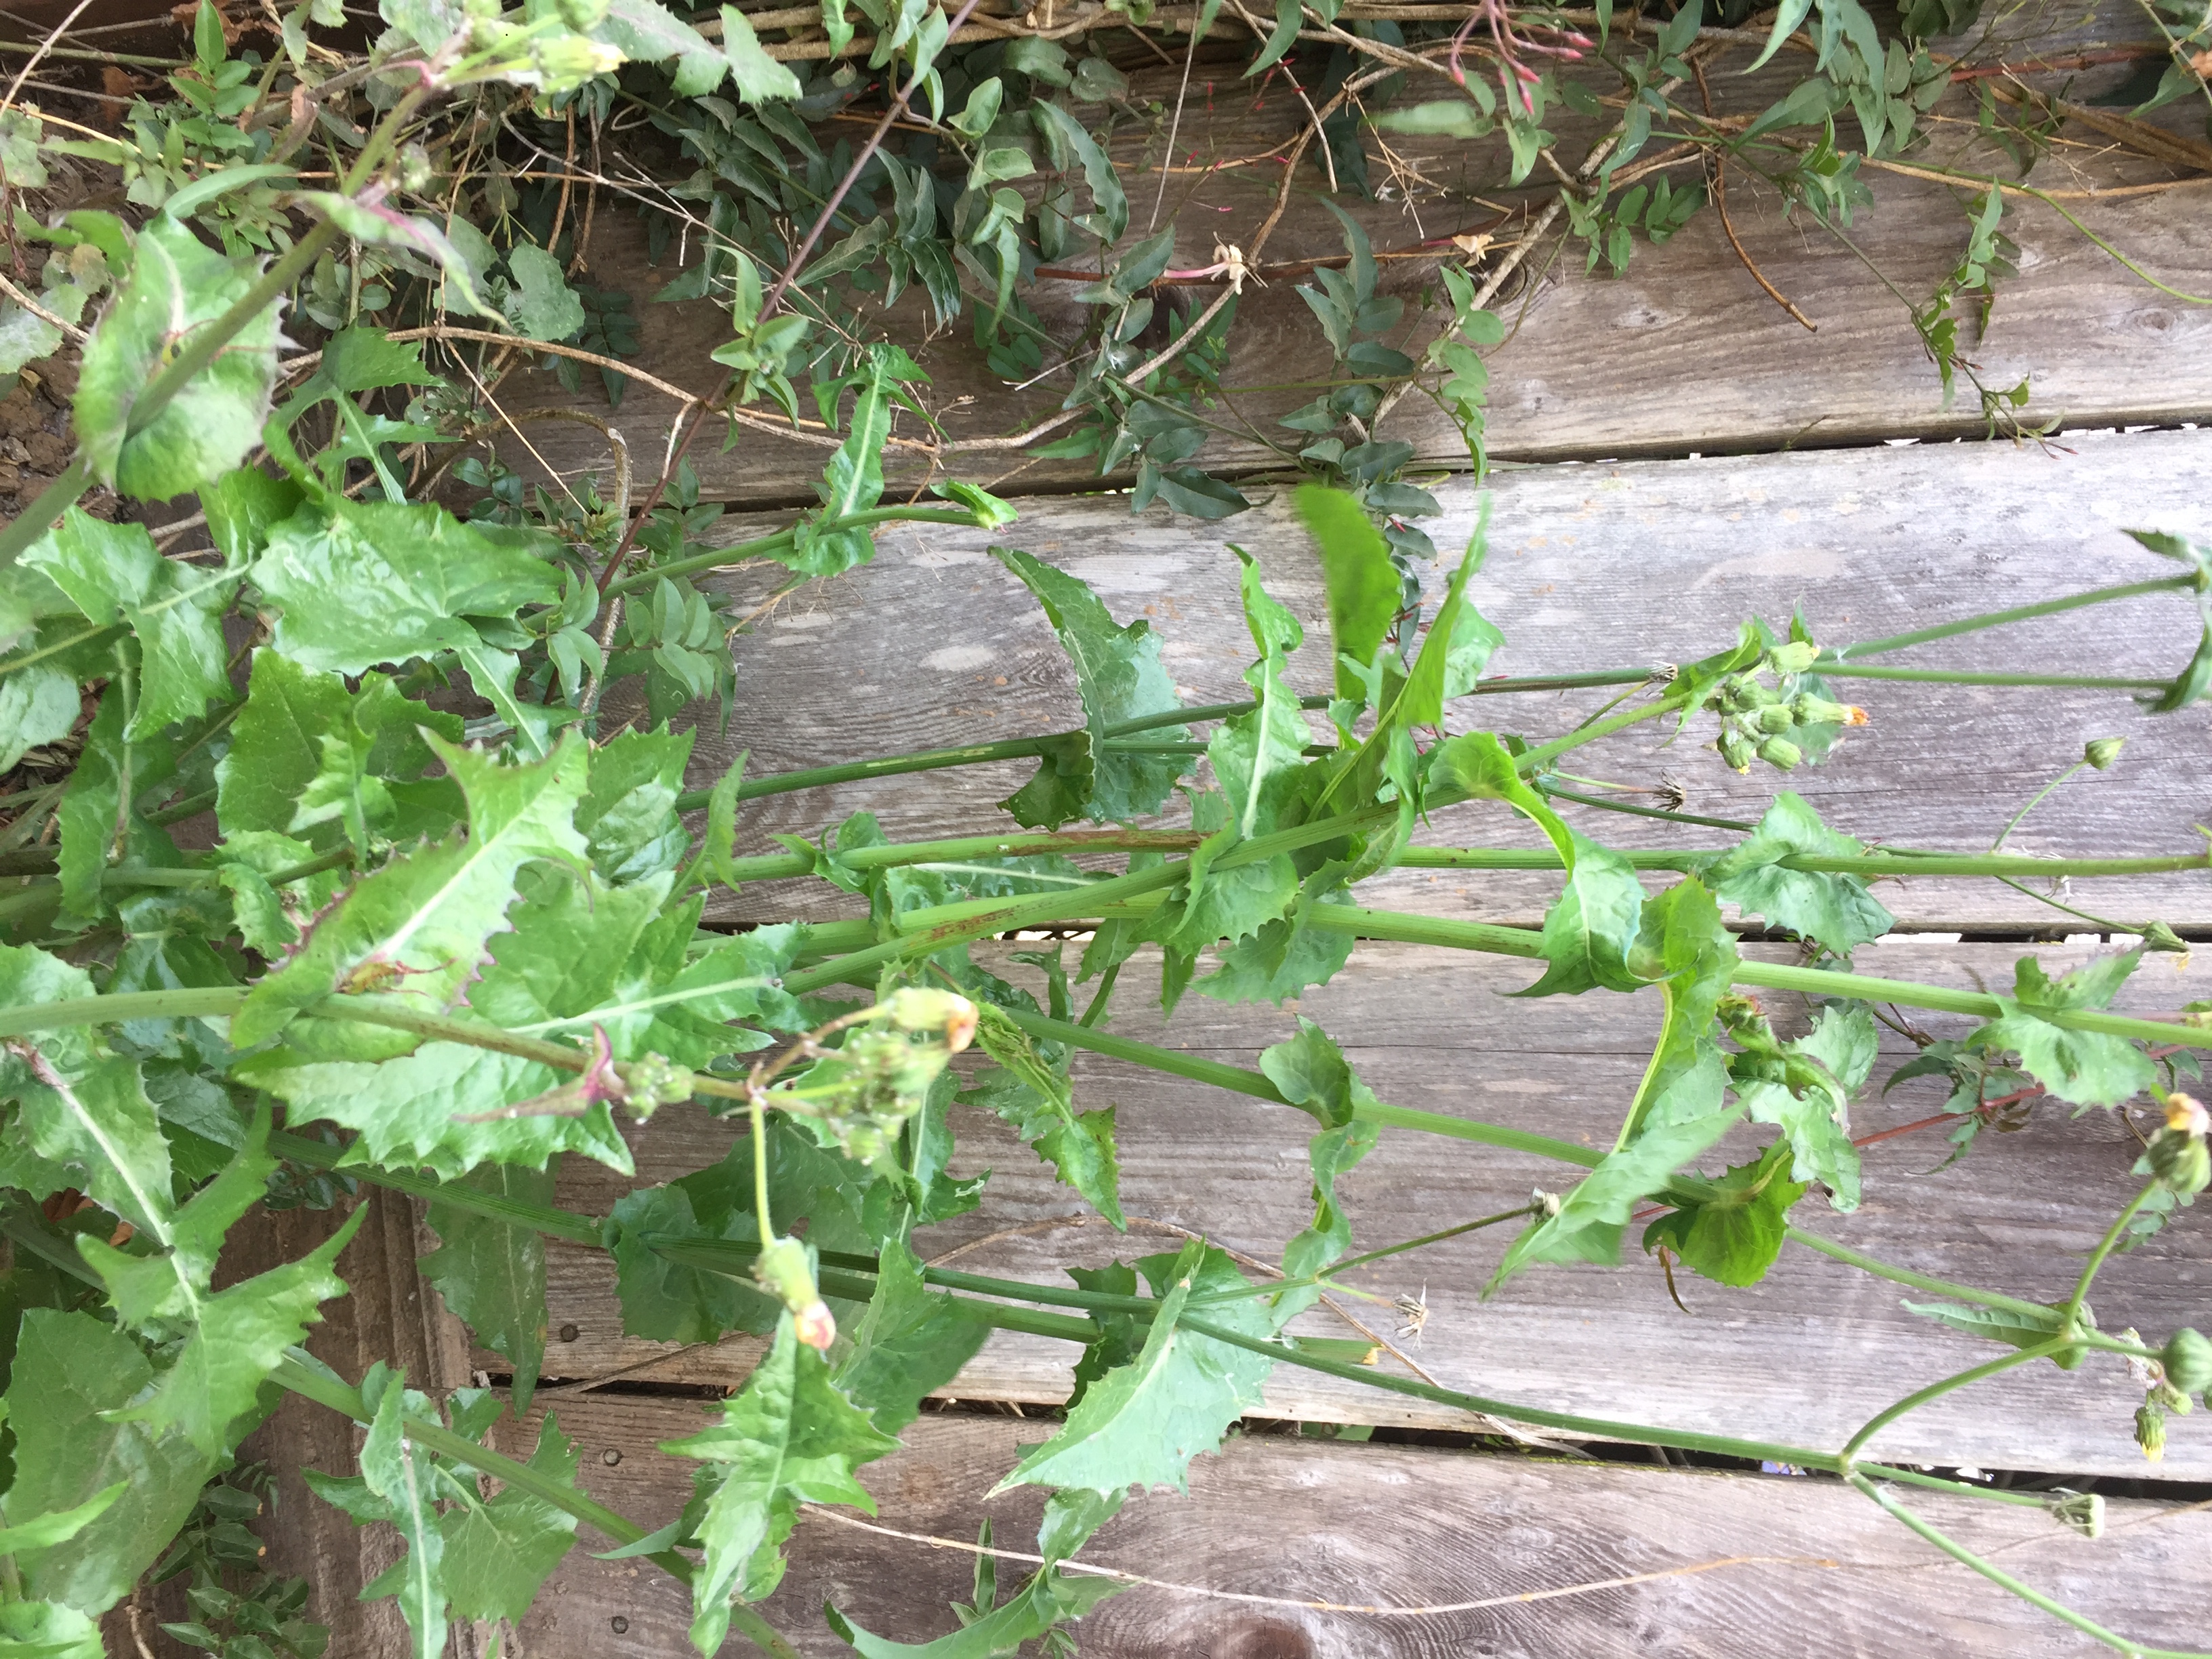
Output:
0,0,2208,1655
5,424,2212,1655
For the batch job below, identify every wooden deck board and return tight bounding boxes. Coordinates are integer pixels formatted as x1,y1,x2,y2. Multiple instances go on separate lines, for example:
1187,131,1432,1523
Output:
635,426,2212,930
475,1407,2212,1658
488,939,2212,1478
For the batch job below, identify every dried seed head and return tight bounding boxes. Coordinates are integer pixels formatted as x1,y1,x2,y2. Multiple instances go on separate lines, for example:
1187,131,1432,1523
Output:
2044,1489,2104,1538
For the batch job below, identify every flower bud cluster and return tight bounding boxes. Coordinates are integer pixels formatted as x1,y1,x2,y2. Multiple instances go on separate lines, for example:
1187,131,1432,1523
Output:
1702,644,1866,776
790,991,980,1163
2123,1324,2212,1462
617,1052,695,1122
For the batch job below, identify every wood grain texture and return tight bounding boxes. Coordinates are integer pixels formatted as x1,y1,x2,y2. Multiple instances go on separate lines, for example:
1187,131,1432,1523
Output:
224,1187,472,1659
626,424,2212,928
478,1406,2212,1658
478,24,2212,505
491,939,2212,1478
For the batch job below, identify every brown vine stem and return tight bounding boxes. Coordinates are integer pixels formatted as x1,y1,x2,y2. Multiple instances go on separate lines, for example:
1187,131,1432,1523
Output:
1693,56,1816,333
798,1509,1839,1614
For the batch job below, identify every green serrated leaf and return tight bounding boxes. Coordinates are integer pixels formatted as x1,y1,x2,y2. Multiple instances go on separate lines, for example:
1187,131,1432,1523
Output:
1643,1144,1805,1287
358,1373,446,1659
438,1412,579,1625
249,497,560,678
1965,950,2156,1107
1703,792,1893,956
1279,1118,1377,1320
73,219,280,499
0,1485,127,1557
834,1235,989,1435
1195,882,1356,1008
6,1310,217,1613
593,0,726,94
1736,1003,1877,1211
718,5,802,98
991,546,1188,827
22,510,235,737
578,727,693,882
1258,1015,1377,1130
1901,1297,2087,1368
216,651,459,843
55,680,180,922
100,1199,366,1458
0,660,79,773
607,1124,872,1343
422,1162,556,1412
665,1320,900,1656
0,944,174,1238
0,1601,104,1658
963,1004,1124,1225
503,243,585,342
991,1240,1275,1497
245,1038,633,1182
1516,824,1647,998
233,731,588,1046
1208,550,1311,840
1492,879,1740,1286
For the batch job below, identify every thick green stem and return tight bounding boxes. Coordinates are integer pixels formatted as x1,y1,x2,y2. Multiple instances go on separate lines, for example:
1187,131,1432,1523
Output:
676,669,1689,815
1847,1475,2212,1659
689,736,1061,813
734,826,2201,892
1780,1227,2055,1320
994,1006,1606,1169
1512,694,1683,774
1838,1343,2062,1468
652,1233,1842,1466
2062,1183,2159,1336
1826,576,2197,661
1818,667,2171,690
720,829,1206,886
0,986,245,1036
1303,906,2212,1051
1393,846,2209,880
1731,960,2212,1050
270,1353,699,1586
267,1129,603,1244
0,455,94,573
1180,1311,1841,1468
0,219,347,573
1854,1465,2050,1507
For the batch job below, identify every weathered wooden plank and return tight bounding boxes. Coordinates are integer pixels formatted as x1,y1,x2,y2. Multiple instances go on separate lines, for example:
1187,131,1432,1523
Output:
648,425,2212,929
226,1188,472,1659
480,1406,2212,1658
485,33,2212,503
488,939,2212,1477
